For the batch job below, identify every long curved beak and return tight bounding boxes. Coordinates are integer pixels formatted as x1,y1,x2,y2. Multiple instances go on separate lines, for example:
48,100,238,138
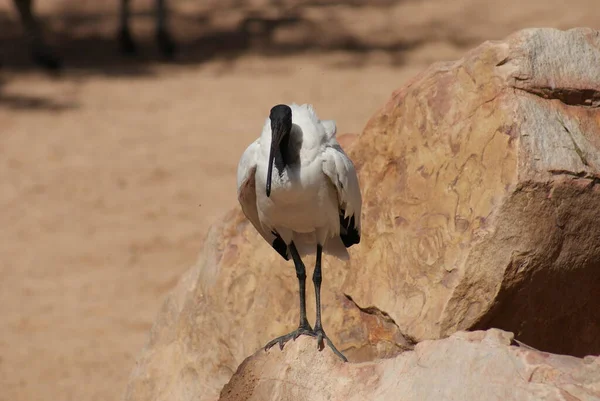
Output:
266,124,283,198
266,138,277,197
266,104,292,197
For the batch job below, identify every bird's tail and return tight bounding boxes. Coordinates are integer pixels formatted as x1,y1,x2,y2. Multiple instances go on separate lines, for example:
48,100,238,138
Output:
292,233,349,261
324,236,350,260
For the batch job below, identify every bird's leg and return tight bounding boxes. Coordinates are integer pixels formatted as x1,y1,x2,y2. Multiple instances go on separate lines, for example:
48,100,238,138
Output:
313,244,348,362
291,241,313,332
264,242,315,351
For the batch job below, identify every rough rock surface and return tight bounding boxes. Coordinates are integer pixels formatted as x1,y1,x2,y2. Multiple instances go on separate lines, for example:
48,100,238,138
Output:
125,28,600,401
220,329,600,401
345,27,600,357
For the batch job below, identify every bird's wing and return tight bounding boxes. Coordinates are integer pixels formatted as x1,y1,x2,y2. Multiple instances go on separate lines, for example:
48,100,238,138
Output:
322,142,362,247
321,119,337,141
237,140,289,260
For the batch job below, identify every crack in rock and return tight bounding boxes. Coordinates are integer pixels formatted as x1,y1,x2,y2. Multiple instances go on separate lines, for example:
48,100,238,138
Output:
344,293,418,348
548,169,600,184
510,338,542,352
516,86,600,108
556,117,590,167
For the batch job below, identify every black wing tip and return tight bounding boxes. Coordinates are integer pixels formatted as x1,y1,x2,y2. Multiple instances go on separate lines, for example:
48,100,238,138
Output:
271,232,290,260
341,231,361,248
339,212,360,248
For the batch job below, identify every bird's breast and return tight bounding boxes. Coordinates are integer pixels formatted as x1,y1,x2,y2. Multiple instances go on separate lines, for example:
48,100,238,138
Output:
255,159,338,233
257,157,324,200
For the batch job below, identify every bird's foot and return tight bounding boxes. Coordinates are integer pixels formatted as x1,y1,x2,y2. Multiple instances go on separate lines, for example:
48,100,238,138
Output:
264,324,315,351
314,326,348,362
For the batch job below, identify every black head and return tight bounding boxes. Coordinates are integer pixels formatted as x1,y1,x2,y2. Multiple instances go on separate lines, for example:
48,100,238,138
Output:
269,104,292,126
266,104,293,198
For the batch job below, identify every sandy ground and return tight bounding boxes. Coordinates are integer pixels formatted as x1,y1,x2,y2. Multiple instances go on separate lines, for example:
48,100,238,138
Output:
0,1,598,400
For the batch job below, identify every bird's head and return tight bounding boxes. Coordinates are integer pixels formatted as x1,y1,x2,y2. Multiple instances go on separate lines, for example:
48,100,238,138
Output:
266,104,292,197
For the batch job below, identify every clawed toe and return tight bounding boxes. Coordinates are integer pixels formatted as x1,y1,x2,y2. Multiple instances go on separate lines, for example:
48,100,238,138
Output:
264,326,315,352
316,331,324,350
265,326,347,362
313,328,348,363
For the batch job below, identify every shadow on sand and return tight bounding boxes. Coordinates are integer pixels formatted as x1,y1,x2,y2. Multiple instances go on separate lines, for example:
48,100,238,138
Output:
0,0,423,77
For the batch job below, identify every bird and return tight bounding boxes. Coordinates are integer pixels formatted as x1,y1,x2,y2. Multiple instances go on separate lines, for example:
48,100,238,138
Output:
236,103,362,362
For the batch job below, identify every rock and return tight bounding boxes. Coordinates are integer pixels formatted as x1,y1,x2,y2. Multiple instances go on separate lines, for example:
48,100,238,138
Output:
125,27,600,401
343,27,600,357
125,210,413,401
219,329,600,401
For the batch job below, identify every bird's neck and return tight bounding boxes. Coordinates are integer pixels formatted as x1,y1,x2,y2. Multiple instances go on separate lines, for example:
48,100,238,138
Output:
274,134,290,175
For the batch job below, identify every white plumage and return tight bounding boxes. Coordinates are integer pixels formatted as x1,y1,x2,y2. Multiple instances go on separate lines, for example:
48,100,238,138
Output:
236,103,361,361
236,103,362,260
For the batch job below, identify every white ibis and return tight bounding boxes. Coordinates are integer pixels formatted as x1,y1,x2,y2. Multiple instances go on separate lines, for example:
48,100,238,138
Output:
236,103,362,362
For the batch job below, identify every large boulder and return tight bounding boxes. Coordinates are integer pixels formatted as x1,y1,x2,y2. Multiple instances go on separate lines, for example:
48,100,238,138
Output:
345,27,600,356
125,27,600,401
220,329,600,401
124,210,411,401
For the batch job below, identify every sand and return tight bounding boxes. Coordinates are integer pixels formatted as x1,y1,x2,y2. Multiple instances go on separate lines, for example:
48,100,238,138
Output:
0,1,597,400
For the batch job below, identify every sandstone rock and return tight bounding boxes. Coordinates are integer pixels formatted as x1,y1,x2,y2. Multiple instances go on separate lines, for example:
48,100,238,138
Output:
125,201,411,401
344,27,600,357
220,329,600,401
125,28,600,401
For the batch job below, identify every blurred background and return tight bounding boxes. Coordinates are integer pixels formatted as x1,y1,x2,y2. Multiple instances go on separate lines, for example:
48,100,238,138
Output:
0,0,597,400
